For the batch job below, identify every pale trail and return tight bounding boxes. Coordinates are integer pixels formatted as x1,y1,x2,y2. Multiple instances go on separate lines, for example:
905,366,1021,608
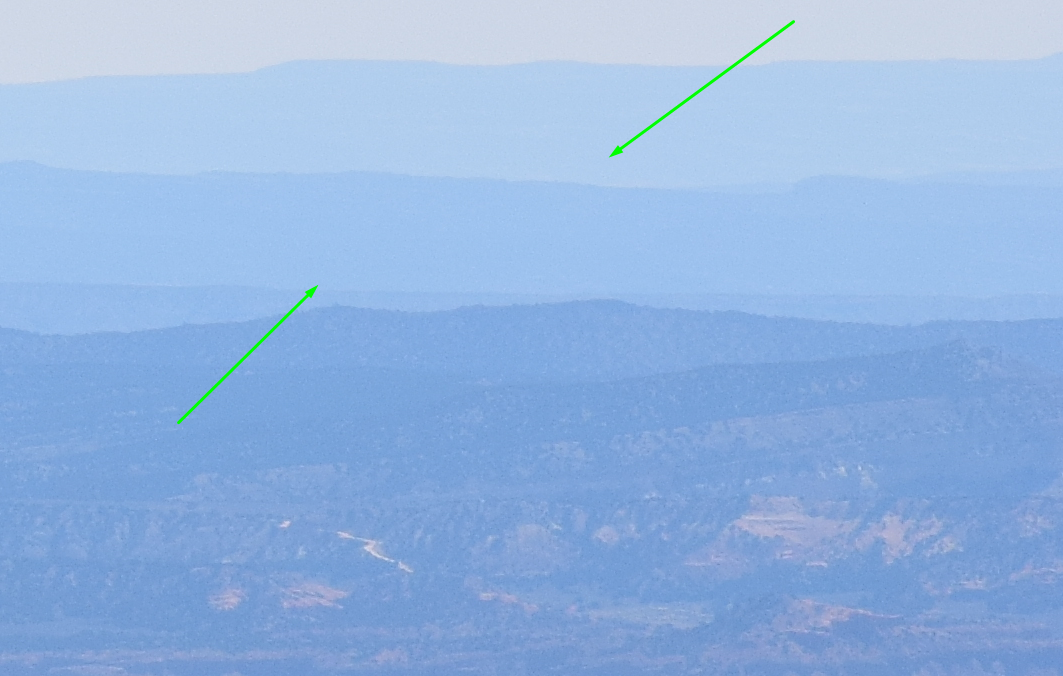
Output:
337,531,414,573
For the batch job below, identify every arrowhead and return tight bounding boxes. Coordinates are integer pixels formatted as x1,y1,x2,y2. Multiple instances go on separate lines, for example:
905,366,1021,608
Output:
305,285,318,298
610,146,624,157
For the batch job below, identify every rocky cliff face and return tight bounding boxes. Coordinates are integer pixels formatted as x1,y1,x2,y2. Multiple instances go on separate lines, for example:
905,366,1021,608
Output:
2,303,1063,674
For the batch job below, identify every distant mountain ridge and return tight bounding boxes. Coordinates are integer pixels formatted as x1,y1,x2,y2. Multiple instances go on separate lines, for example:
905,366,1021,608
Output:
3,163,1062,296
0,56,1061,187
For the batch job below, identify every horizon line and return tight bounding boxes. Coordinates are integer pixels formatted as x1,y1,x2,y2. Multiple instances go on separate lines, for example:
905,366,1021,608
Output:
3,51,1062,87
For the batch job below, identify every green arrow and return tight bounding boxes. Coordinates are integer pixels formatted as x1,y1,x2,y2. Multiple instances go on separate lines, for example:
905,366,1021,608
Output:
610,20,795,157
177,285,318,424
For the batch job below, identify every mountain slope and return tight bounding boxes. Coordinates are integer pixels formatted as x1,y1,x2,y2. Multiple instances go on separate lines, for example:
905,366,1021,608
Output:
4,305,1063,673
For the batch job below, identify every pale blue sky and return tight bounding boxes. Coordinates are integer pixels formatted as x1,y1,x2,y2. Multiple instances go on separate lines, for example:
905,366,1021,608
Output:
2,0,1062,83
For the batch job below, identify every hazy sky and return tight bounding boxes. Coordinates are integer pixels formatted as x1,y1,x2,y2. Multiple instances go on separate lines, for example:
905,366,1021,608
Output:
2,0,1062,84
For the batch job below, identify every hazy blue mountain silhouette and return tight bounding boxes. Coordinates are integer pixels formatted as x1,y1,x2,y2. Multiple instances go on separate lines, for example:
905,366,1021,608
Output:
3,163,1063,296
6,302,1063,379
13,282,1063,334
1,56,1061,187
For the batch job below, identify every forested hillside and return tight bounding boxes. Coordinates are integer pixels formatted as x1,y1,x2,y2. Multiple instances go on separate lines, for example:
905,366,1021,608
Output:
3,303,1063,673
